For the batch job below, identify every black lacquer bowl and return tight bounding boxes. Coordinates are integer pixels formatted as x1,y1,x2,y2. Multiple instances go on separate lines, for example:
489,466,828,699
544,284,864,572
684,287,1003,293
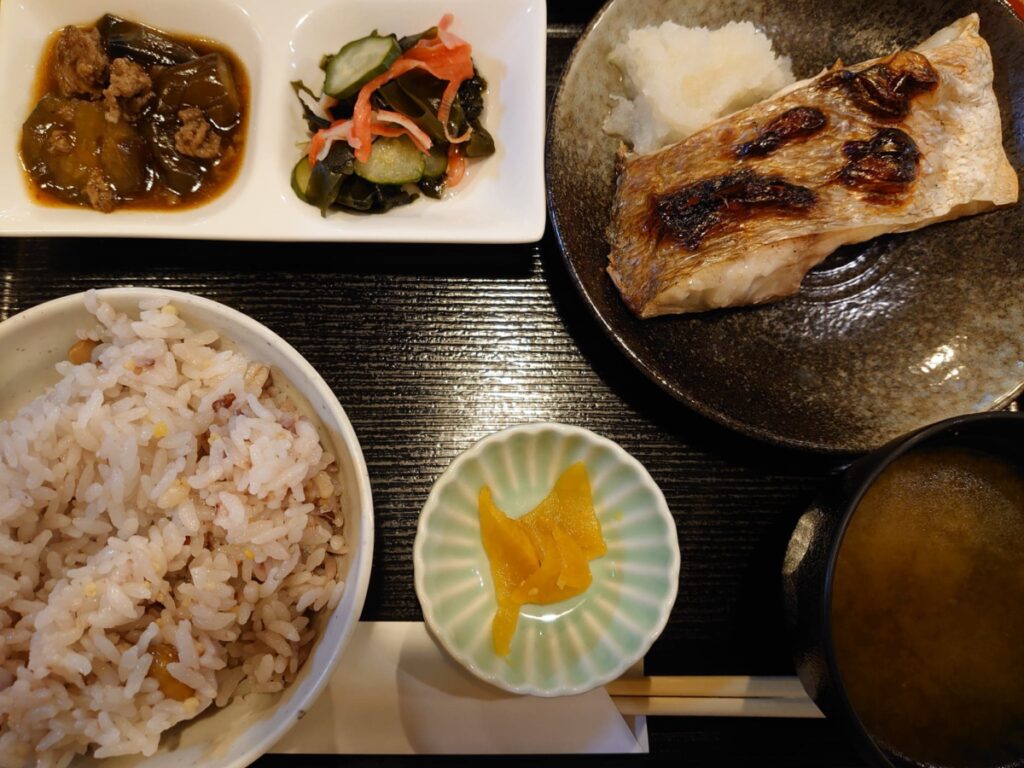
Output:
547,0,1024,453
782,411,1024,767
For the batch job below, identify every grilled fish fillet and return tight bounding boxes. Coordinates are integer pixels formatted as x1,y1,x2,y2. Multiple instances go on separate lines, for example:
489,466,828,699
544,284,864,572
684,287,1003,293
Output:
607,14,1018,318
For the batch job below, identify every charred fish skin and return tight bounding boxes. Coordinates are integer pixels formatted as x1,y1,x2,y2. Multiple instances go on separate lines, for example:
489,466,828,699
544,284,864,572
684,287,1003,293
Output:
838,128,921,195
819,50,939,120
607,14,1019,319
735,106,828,158
654,170,816,249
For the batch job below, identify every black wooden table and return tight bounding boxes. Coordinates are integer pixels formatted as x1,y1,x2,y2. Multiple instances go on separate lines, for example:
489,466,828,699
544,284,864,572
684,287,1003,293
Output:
0,2,873,764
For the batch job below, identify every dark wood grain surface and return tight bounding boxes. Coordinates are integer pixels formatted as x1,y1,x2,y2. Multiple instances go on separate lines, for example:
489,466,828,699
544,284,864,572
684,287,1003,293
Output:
0,1,880,763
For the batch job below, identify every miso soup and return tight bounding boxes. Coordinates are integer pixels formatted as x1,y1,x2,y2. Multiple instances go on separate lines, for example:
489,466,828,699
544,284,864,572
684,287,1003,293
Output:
832,447,1024,768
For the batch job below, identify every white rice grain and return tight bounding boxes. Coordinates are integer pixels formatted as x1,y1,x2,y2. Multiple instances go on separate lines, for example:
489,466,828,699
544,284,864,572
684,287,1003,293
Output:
0,293,348,765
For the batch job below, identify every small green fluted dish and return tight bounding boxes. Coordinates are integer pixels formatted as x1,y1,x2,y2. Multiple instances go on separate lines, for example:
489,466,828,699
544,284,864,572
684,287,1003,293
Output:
413,423,680,696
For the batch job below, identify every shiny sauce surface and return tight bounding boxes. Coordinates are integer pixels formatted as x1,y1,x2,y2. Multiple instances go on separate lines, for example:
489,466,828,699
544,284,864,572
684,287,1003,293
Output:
832,447,1024,768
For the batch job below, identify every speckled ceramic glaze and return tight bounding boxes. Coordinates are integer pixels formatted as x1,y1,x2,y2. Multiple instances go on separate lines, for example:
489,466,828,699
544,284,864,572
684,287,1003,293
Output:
413,423,679,696
547,0,1024,453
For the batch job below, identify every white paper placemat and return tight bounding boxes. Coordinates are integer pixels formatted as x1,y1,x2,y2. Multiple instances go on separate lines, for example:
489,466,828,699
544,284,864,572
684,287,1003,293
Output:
271,622,647,754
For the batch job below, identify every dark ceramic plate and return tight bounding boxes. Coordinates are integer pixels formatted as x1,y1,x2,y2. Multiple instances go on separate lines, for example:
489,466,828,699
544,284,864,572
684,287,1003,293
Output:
547,0,1024,453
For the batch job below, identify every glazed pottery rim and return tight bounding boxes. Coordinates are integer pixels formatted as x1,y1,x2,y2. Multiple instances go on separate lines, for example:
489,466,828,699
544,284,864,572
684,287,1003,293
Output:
413,420,681,697
545,0,1024,456
817,410,1024,767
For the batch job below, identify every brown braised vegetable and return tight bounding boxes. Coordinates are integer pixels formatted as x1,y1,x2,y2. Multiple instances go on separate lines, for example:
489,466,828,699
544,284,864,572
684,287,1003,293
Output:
97,14,198,67
20,17,248,213
141,117,203,196
142,53,243,195
21,95,147,212
152,53,241,130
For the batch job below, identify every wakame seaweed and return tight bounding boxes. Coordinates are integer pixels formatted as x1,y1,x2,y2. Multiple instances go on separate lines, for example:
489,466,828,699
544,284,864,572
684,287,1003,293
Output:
291,18,495,216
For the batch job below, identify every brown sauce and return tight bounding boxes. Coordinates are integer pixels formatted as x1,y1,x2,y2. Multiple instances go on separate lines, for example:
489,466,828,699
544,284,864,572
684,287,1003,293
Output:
21,17,249,212
832,447,1024,768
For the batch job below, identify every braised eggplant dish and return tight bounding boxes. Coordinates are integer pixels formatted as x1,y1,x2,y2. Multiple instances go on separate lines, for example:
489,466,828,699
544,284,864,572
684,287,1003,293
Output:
20,15,248,213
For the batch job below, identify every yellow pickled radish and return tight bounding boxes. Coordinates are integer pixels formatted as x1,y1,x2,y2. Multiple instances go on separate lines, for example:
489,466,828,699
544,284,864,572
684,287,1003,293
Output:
522,462,607,560
479,462,605,657
551,526,592,591
479,486,541,655
479,486,539,583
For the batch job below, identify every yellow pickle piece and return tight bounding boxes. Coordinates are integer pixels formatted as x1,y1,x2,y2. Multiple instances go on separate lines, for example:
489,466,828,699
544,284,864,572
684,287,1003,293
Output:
478,462,606,657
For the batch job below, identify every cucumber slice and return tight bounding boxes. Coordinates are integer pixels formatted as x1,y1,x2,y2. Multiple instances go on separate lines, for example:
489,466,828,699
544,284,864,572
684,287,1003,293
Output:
422,145,448,180
354,136,425,185
291,156,314,202
323,33,401,99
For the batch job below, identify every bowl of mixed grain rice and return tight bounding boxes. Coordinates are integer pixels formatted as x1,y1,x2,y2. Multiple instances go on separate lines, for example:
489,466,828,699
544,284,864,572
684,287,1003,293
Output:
0,288,373,768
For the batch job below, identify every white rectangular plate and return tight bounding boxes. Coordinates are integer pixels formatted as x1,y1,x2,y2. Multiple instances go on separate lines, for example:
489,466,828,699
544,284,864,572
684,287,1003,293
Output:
0,0,547,242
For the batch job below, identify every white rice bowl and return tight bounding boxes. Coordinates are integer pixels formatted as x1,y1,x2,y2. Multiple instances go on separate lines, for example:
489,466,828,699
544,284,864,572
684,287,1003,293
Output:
0,289,373,768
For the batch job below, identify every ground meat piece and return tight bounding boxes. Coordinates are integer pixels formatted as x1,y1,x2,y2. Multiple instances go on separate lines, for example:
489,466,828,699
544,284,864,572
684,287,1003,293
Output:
174,107,222,159
54,26,109,98
84,169,115,212
45,128,75,154
103,57,154,123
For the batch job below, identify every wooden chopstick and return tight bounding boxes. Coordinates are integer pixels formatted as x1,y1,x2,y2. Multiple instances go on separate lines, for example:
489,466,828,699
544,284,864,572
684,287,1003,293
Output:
604,676,822,719
605,675,809,700
611,694,823,719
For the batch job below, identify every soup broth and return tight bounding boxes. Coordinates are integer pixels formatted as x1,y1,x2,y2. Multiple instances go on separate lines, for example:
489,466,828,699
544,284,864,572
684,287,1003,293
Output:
832,447,1024,768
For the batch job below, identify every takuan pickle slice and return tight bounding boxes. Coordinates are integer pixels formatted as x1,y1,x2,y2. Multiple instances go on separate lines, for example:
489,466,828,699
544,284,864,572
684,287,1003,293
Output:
479,486,539,656
479,462,606,657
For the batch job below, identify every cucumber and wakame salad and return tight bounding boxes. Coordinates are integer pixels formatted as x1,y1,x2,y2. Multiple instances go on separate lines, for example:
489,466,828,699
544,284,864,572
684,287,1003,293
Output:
291,17,495,215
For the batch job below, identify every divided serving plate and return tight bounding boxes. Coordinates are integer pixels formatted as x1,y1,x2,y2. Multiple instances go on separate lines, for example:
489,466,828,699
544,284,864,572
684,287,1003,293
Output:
0,0,546,243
